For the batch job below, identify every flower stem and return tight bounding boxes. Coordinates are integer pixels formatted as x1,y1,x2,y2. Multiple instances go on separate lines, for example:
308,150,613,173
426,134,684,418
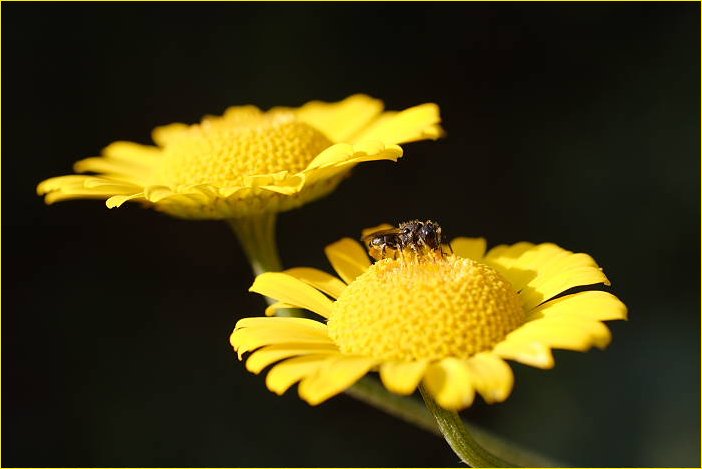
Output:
419,385,514,467
226,214,304,317
346,376,439,434
227,213,282,277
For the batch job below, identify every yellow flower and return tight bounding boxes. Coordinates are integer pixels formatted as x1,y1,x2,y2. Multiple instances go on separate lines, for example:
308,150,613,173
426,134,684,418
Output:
230,234,627,411
37,95,442,220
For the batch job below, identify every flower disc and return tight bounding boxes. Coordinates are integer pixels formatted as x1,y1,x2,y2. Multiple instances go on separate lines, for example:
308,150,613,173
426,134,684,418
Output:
159,111,333,186
327,256,524,362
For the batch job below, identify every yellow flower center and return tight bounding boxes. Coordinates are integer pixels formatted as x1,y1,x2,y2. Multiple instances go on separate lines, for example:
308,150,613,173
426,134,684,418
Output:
159,111,333,186
327,256,524,362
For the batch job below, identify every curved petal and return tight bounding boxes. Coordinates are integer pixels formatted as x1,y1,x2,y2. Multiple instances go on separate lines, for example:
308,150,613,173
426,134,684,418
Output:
450,237,487,261
265,355,336,395
231,317,332,358
486,243,610,311
492,340,555,369
324,238,371,284
483,241,537,287
465,352,514,404
423,358,475,411
73,157,152,183
284,267,346,299
351,103,443,145
220,105,264,123
298,355,377,405
379,360,428,395
249,272,335,318
305,141,403,171
37,175,102,194
37,175,142,200
151,123,189,146
522,255,611,311
264,302,296,317
243,171,305,194
106,192,147,208
245,343,339,374
504,315,612,353
235,315,328,332
526,290,628,322
99,141,162,168
294,94,384,142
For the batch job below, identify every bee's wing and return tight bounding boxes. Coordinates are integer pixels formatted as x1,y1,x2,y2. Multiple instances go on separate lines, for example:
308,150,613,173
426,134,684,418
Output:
361,226,401,243
361,223,396,240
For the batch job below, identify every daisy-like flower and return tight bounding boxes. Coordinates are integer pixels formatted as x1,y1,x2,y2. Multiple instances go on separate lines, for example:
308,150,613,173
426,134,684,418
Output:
230,232,627,411
37,95,442,220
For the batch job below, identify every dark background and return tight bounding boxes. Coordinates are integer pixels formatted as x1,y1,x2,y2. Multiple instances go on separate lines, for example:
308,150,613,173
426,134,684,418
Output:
3,2,699,467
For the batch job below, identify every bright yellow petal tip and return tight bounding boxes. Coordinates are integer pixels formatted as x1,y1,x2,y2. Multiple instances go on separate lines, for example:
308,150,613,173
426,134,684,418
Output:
230,231,625,411
37,95,444,220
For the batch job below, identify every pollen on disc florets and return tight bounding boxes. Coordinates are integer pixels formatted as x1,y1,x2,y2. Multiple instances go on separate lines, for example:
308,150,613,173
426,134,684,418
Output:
327,256,525,362
158,111,333,186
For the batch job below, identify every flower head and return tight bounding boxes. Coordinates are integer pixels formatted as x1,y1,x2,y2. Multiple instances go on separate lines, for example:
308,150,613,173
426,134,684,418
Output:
37,95,442,219
230,233,627,410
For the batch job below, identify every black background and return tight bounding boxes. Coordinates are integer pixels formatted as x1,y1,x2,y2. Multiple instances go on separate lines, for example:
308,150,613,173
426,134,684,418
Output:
3,2,700,467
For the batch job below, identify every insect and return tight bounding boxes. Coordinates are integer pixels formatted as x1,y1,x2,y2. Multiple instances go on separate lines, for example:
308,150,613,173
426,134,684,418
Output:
361,220,450,261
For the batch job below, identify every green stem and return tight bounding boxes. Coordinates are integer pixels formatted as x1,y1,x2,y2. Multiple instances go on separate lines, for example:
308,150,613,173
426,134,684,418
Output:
420,385,514,467
226,214,304,317
227,213,282,277
346,376,439,434
350,377,560,467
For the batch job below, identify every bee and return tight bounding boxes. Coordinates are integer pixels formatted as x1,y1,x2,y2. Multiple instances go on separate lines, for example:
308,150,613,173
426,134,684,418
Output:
361,220,450,261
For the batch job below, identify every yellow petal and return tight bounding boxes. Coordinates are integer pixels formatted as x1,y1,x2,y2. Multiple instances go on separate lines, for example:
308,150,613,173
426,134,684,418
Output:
101,141,161,165
324,238,371,284
305,141,402,171
249,272,334,318
295,94,384,142
221,104,264,122
106,192,146,208
37,175,97,194
73,157,150,182
422,358,475,411
379,360,428,395
522,258,610,311
465,353,514,404
483,241,537,288
37,175,139,195
284,267,346,299
526,290,628,322
143,185,178,203
450,237,487,261
492,340,555,369
351,103,443,145
486,243,610,310
243,171,305,194
234,316,327,332
507,315,612,352
298,355,377,405
264,302,296,317
265,355,335,395
245,343,339,374
231,317,332,358
82,178,142,190
151,122,189,146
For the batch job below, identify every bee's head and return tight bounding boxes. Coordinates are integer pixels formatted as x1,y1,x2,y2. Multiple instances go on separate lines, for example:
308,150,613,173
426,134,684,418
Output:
419,221,442,249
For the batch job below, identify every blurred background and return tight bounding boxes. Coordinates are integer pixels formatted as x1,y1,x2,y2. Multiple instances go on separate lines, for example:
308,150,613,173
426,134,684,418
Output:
3,3,699,467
